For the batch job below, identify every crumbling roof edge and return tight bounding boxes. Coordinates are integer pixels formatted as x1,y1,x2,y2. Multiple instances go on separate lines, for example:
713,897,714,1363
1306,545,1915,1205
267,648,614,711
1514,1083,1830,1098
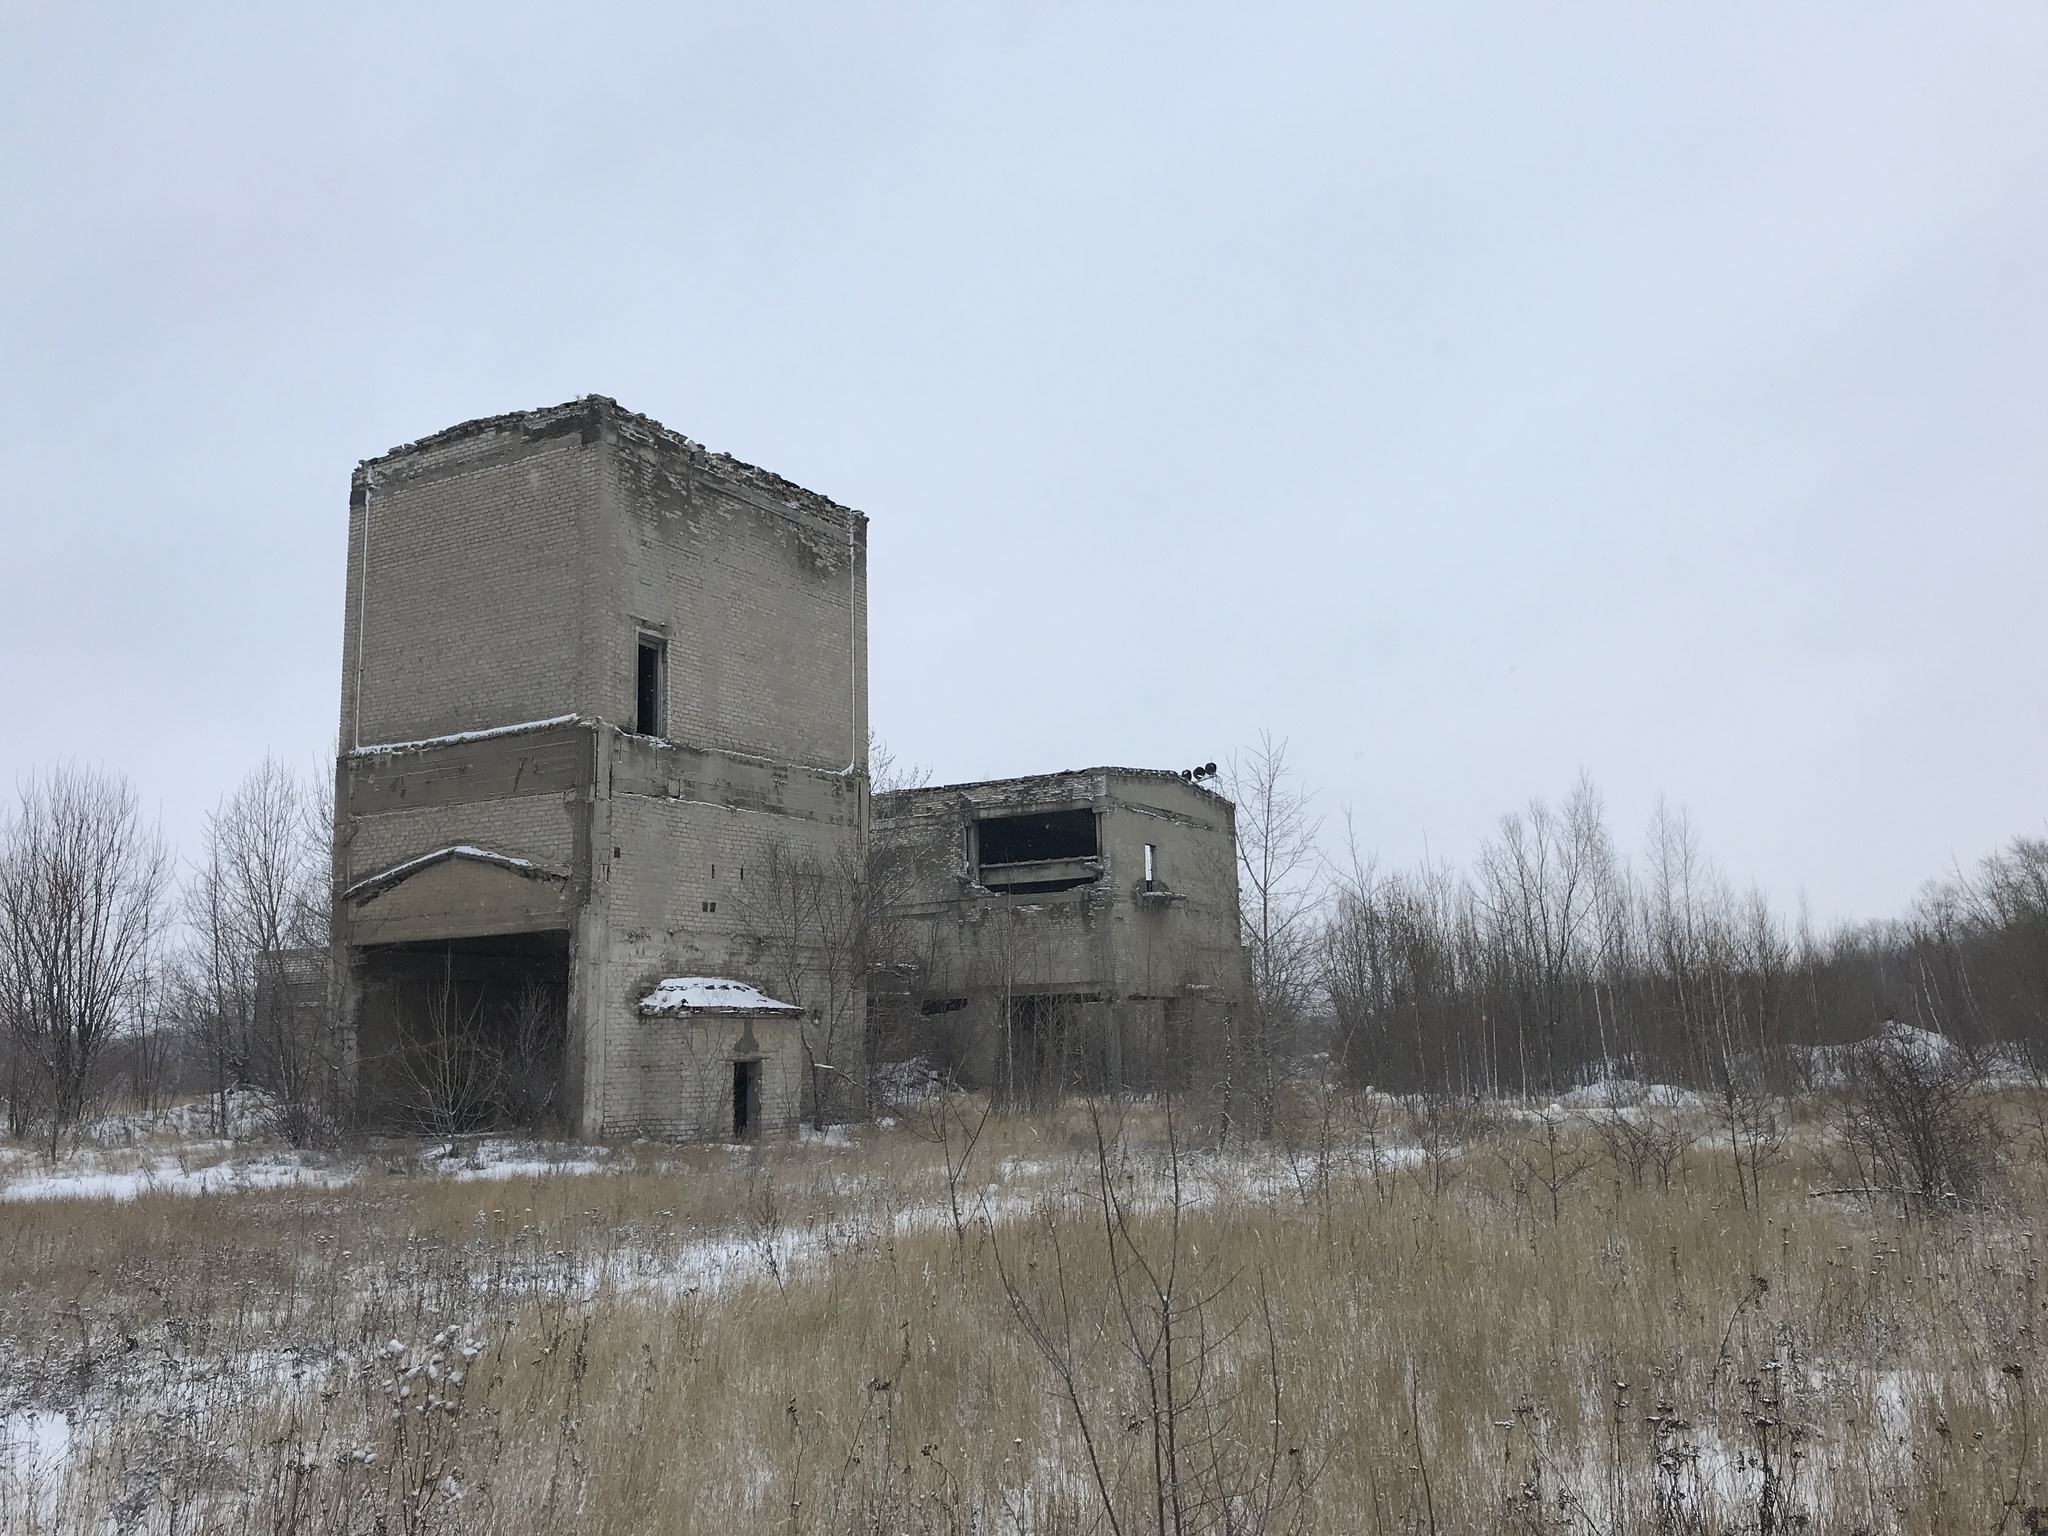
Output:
876,767,1233,810
352,396,866,527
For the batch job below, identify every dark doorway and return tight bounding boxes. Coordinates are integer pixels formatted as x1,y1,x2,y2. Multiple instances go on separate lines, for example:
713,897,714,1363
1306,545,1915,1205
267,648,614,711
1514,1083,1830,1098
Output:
354,931,570,1134
997,994,1063,1112
732,1059,760,1137
636,633,666,736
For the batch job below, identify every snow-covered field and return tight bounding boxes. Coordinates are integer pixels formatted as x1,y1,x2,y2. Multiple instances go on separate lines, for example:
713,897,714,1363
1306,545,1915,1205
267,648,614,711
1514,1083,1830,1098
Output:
2,1092,2041,1534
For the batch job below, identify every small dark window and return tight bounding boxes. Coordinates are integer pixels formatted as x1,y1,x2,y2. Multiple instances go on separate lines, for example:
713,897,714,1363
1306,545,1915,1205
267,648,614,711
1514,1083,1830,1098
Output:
635,634,666,736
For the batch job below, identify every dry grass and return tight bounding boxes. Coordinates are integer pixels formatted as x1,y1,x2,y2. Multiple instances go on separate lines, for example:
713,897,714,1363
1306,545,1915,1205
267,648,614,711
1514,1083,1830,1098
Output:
2,1097,2045,1534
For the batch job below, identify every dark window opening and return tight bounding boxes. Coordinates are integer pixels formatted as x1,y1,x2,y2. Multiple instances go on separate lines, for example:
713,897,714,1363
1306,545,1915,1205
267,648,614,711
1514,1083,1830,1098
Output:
976,809,1098,865
635,634,666,736
733,1059,760,1137
975,808,1100,894
919,997,969,1016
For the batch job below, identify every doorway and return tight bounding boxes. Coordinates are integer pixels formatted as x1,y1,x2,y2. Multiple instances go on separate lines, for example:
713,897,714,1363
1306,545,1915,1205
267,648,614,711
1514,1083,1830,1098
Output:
732,1059,760,1138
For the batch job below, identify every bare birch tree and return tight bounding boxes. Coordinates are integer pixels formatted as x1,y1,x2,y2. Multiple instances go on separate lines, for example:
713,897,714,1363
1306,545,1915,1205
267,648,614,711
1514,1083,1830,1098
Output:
1222,733,1321,1140
180,757,334,1144
0,765,170,1153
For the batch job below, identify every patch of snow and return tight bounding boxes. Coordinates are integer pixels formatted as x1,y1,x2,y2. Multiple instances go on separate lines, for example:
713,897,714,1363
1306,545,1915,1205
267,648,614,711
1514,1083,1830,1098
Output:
1801,1020,2032,1088
871,1057,947,1104
0,1406,71,1523
89,1088,283,1144
1558,1078,1702,1110
1,1153,352,1203
638,977,802,1016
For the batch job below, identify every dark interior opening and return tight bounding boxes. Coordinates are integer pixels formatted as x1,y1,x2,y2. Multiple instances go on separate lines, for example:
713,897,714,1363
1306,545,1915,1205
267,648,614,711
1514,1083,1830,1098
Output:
355,931,570,1134
636,636,664,736
976,808,1098,866
733,1059,760,1137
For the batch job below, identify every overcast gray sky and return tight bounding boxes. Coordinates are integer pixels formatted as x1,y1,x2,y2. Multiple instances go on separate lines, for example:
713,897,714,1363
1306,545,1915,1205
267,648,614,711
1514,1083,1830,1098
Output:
2,3,2043,924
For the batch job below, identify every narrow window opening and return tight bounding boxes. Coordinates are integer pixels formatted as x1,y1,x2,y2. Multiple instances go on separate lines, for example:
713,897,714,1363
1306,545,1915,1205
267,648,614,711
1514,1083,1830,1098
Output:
1144,844,1157,884
635,634,666,736
732,1059,759,1137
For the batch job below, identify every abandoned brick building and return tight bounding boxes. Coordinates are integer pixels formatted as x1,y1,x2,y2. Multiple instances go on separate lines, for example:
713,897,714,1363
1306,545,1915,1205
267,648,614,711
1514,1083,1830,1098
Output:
330,397,866,1139
873,770,1247,1104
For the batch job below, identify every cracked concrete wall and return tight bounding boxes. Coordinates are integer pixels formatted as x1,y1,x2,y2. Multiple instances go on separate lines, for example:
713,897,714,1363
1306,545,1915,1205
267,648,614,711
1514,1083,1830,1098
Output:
874,769,1247,1092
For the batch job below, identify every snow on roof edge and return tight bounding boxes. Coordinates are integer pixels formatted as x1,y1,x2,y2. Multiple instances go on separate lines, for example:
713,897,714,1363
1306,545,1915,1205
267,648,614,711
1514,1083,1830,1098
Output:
638,977,804,1018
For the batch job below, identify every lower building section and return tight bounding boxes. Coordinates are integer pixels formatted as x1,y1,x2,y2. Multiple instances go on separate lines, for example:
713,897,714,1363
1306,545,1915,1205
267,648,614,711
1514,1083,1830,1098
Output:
332,717,865,1141
608,1005,806,1140
907,989,1238,1107
873,768,1250,1103
350,931,572,1134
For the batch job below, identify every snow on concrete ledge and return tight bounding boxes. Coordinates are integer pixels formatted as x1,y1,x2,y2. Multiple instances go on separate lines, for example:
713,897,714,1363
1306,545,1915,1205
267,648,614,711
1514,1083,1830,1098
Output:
638,977,804,1018
351,713,583,757
344,844,569,903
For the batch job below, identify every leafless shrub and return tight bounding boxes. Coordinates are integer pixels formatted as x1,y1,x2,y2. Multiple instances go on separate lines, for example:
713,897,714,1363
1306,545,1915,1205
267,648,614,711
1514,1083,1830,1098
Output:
497,979,567,1132
393,979,502,1137
736,834,899,1129
989,1106,1312,1535
1496,1110,1601,1222
388,975,564,1137
1590,1105,1696,1191
0,764,170,1153
1835,1026,1999,1211
1404,1090,1491,1201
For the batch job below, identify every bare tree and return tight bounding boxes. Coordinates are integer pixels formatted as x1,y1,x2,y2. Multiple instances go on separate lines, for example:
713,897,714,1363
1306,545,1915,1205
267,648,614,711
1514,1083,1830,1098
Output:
989,1106,1310,1534
737,836,880,1129
0,765,170,1154
1835,1025,1997,1212
1222,733,1322,1140
180,757,334,1144
1475,776,1612,1098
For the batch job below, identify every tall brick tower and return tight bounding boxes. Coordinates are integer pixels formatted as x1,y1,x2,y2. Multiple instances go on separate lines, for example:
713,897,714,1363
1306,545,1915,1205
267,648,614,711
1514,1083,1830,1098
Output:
331,397,867,1138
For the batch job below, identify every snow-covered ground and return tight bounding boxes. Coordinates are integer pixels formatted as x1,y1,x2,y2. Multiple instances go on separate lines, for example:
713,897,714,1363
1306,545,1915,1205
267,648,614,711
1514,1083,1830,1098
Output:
0,1129,614,1204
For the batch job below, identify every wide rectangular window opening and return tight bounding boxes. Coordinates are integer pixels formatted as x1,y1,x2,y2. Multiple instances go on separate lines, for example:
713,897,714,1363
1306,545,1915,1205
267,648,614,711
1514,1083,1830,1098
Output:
635,633,666,737
973,808,1100,894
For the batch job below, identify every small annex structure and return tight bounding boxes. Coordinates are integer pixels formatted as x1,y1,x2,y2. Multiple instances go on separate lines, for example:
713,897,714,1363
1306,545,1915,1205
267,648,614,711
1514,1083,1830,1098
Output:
636,978,803,1140
873,768,1247,1106
330,397,867,1140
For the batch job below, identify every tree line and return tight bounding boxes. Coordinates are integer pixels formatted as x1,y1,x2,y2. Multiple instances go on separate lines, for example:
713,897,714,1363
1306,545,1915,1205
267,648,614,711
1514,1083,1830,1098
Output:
1230,737,2048,1102
7,740,2044,1151
0,759,334,1151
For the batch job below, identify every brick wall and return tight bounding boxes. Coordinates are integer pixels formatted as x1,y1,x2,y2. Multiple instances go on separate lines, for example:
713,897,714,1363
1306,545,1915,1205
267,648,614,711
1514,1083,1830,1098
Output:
604,1013,805,1140
342,420,598,748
